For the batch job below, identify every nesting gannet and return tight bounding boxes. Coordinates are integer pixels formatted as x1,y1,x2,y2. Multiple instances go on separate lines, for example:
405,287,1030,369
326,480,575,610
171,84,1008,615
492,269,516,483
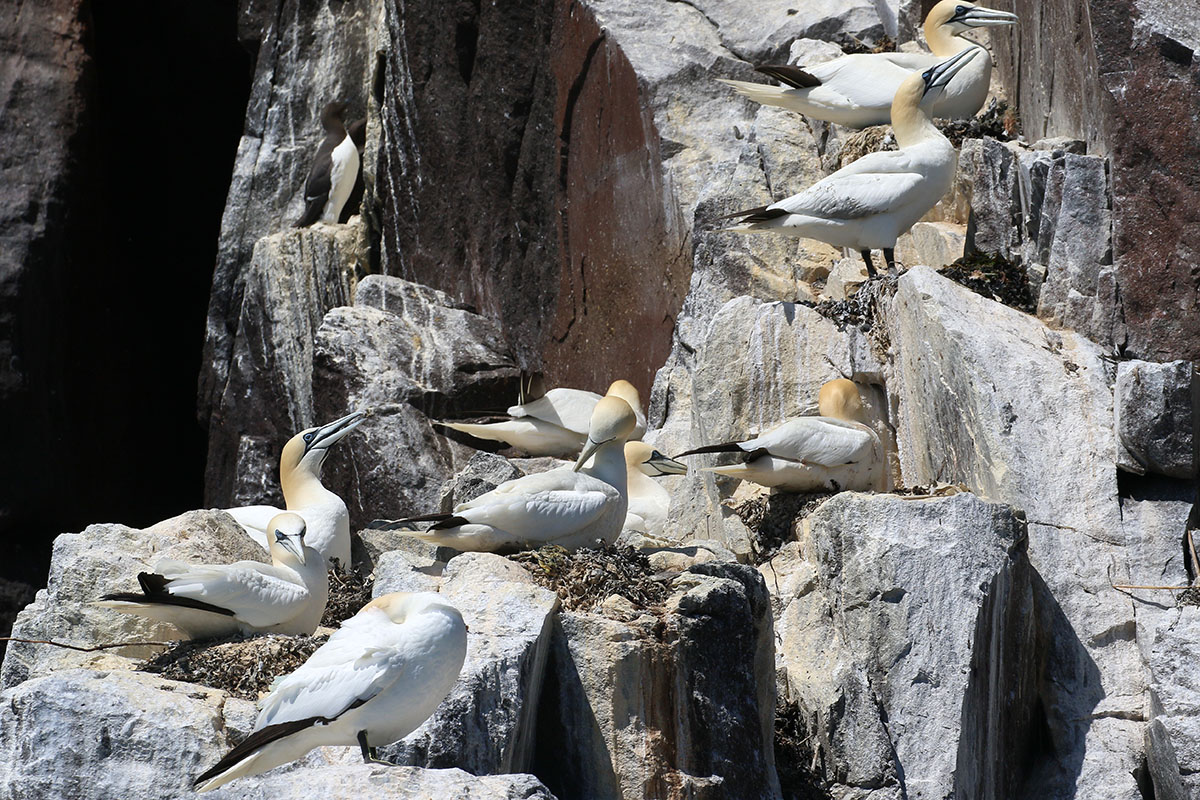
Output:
623,441,687,538
718,1,1017,128
194,592,467,793
97,513,329,640
227,410,367,569
294,101,361,227
722,47,980,276
440,379,646,457
373,396,639,551
675,379,884,492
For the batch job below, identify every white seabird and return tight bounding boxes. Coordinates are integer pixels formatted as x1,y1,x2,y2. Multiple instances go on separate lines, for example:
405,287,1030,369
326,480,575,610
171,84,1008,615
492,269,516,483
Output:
622,441,687,539
226,410,367,569
439,378,646,457
294,101,361,227
372,395,640,551
193,591,467,793
721,46,980,276
97,512,329,640
718,0,1017,128
675,379,884,492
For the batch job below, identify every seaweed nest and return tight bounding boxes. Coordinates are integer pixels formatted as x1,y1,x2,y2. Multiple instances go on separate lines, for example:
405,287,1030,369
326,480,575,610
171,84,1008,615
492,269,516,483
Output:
730,492,835,564
803,273,897,335
141,633,327,700
937,98,1020,147
775,697,831,800
837,125,896,169
511,543,671,613
832,33,895,54
322,563,374,627
938,251,1036,313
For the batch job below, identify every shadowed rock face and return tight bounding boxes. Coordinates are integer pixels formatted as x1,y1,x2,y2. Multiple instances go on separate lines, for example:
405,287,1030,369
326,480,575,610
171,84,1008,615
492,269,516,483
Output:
990,0,1200,362
374,0,690,400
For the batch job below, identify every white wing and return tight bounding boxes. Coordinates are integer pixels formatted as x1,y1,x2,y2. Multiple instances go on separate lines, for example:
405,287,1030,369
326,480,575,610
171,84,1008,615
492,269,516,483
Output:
507,388,601,434
804,53,924,112
772,152,924,220
743,418,877,467
224,505,282,549
257,609,408,728
454,468,616,537
156,559,310,628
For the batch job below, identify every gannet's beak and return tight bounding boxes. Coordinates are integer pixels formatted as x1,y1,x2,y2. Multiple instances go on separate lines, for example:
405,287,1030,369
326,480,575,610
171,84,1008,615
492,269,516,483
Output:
922,47,980,95
574,438,605,472
303,409,370,454
646,450,688,476
953,6,1018,26
275,530,306,565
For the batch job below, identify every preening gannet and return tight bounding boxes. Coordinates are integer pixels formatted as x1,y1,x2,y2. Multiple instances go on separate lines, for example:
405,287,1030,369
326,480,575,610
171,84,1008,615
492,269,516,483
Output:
722,47,980,276
194,592,467,793
718,1,1017,128
440,379,647,457
97,513,329,640
294,101,361,227
675,379,884,492
373,395,640,551
623,441,687,538
227,410,367,569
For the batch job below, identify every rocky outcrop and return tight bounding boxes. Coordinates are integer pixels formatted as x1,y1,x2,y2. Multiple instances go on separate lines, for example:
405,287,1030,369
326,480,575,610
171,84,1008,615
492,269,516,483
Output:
1115,359,1198,479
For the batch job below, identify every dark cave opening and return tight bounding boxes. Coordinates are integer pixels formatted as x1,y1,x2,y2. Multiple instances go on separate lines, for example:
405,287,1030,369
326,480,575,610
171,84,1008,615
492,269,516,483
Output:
2,2,251,591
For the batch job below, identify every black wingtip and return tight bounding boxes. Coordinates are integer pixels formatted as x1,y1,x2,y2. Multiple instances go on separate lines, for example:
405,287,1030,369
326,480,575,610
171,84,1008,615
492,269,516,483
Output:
755,64,821,89
714,205,790,225
367,512,458,531
673,442,746,458
194,717,327,788
101,572,236,617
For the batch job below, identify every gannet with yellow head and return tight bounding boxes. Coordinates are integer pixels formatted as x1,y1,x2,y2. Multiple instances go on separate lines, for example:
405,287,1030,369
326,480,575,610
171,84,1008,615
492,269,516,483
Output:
675,379,885,492
723,47,981,276
226,410,368,569
96,512,329,640
622,441,687,539
193,591,467,792
372,394,640,551
439,378,646,457
718,0,1017,128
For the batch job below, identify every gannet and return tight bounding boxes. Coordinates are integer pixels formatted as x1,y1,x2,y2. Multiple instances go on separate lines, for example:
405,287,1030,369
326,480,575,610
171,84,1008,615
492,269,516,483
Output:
718,1,1017,128
227,410,367,569
97,513,329,640
675,379,884,492
440,379,646,457
623,441,687,538
294,101,361,227
722,47,980,276
373,395,639,551
194,592,467,793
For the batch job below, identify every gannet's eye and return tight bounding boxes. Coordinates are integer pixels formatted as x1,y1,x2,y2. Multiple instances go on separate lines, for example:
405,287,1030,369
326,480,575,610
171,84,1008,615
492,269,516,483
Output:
923,68,935,82
955,5,969,17
652,451,665,460
303,432,316,443
275,529,286,542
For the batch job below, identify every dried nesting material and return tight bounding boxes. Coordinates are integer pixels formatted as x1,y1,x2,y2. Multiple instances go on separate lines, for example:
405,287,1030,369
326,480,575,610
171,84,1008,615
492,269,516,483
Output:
891,482,968,497
511,543,671,613
938,98,1020,147
322,563,374,628
939,251,1036,313
774,697,831,800
832,33,895,54
804,273,897,334
837,125,896,169
141,633,327,700
730,492,835,564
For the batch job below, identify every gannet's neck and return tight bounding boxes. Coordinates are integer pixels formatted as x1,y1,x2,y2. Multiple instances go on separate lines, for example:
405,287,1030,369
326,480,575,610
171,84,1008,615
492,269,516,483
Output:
924,22,976,57
890,80,946,148
281,466,335,509
626,468,659,499
582,442,629,493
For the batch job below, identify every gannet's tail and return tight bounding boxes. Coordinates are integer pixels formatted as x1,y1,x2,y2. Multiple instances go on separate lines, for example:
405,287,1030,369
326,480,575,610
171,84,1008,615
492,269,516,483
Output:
717,78,818,113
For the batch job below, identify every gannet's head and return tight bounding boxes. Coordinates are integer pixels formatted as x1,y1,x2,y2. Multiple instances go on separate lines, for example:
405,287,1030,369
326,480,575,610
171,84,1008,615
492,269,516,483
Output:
625,441,688,476
365,591,465,626
267,512,309,566
280,409,370,479
605,380,647,439
927,1,1018,36
574,396,638,472
818,379,867,423
320,101,350,131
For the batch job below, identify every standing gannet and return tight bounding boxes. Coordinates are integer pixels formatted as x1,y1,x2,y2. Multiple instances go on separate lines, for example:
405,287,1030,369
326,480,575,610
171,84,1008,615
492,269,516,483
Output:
718,1,1017,128
623,441,687,538
440,379,647,457
194,592,467,793
722,47,980,276
373,396,639,551
294,101,361,227
97,513,329,640
675,379,884,492
227,410,368,569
